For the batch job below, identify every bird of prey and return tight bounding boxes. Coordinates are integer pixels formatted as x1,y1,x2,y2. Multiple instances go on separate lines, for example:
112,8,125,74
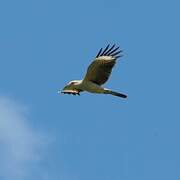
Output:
60,44,127,98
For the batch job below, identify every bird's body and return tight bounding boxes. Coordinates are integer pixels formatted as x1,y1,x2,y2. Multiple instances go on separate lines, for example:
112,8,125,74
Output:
81,80,105,93
60,44,127,98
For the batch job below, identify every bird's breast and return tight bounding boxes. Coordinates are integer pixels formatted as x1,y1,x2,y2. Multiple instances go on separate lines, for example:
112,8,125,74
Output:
81,81,104,93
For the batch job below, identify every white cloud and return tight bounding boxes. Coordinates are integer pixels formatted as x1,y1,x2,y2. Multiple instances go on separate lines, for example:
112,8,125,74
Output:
0,96,49,180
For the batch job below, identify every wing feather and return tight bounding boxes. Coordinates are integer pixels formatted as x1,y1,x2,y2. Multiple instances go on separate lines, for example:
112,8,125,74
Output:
100,44,110,56
84,45,122,85
106,46,120,56
103,44,115,55
96,48,103,58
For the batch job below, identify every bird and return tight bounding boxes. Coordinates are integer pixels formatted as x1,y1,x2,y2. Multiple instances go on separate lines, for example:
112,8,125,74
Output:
59,44,127,98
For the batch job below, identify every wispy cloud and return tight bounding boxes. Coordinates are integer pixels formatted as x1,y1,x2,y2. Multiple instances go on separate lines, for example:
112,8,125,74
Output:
0,96,50,180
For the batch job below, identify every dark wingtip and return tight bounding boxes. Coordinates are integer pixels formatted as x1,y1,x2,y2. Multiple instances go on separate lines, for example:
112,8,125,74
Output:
100,44,110,56
115,55,123,59
111,50,123,57
61,91,80,96
96,48,103,58
96,44,123,58
106,46,120,56
104,44,116,55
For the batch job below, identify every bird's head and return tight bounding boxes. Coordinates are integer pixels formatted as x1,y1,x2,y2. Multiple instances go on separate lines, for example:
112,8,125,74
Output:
66,80,82,87
58,80,82,95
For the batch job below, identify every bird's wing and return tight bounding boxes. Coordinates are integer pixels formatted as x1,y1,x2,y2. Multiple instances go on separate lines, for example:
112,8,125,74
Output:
84,44,122,85
61,89,81,95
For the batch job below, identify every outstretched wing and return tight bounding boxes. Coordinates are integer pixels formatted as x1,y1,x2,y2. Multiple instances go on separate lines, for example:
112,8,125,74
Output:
84,44,122,85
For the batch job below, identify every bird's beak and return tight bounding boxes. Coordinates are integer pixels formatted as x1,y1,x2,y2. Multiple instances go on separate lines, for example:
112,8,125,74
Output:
58,85,69,94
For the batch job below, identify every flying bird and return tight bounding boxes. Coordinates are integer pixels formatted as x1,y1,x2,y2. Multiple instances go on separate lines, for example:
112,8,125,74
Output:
59,44,127,98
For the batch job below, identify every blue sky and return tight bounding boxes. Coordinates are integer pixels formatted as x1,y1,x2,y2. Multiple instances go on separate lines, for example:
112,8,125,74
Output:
0,0,180,179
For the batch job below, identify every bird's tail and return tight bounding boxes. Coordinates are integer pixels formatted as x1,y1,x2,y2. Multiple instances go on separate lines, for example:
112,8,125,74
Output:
110,91,127,98
104,89,127,98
